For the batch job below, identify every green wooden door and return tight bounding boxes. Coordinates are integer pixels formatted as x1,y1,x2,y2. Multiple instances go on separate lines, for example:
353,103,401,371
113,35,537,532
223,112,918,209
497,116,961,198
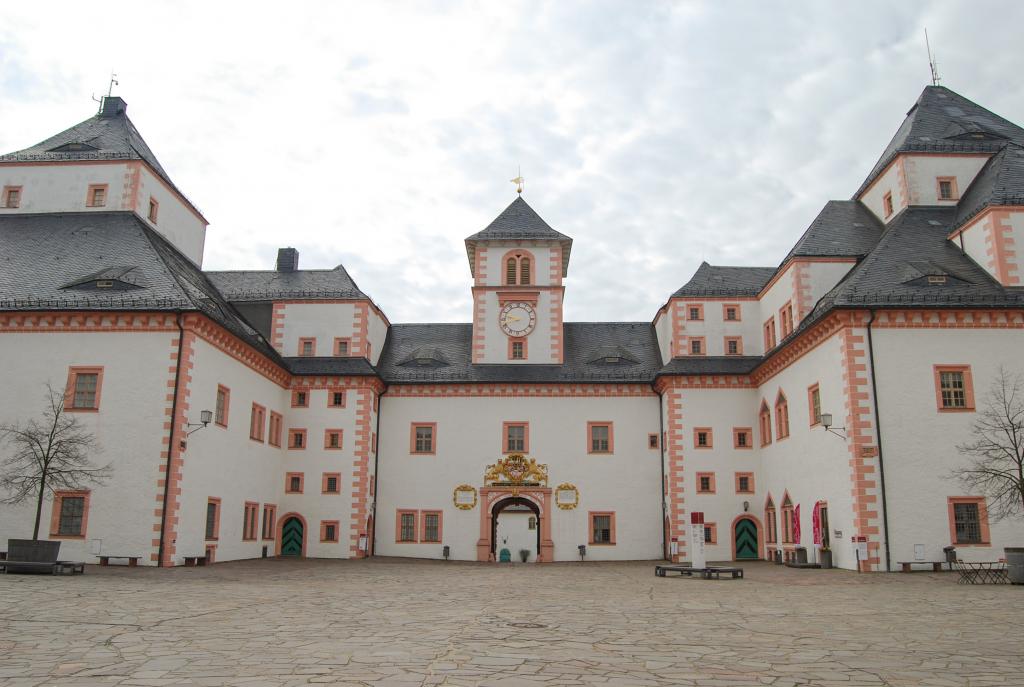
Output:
281,517,303,556
734,518,759,560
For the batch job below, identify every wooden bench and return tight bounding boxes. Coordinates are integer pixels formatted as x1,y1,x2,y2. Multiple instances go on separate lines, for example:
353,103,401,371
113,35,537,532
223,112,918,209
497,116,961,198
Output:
898,561,946,573
655,564,693,577
656,564,743,580
99,555,140,567
55,561,85,575
183,555,207,567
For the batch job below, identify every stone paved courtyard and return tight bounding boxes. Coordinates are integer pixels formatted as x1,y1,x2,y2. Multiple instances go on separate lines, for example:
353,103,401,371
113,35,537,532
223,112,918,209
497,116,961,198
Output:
1,558,1022,687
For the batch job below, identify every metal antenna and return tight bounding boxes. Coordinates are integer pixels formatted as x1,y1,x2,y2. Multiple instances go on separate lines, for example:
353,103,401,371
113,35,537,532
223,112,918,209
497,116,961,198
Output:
107,72,119,97
925,29,941,86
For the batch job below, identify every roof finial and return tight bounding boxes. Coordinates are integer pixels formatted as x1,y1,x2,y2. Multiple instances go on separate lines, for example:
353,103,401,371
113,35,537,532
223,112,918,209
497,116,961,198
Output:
510,166,524,195
925,29,941,86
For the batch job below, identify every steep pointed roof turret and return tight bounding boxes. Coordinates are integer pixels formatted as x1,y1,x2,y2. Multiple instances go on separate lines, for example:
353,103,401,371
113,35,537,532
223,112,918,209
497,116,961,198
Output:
0,96,205,221
465,196,573,276
953,144,1024,229
855,86,1024,198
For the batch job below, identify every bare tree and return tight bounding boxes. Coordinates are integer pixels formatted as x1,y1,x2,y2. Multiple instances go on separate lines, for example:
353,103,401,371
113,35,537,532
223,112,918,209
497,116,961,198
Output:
954,366,1024,521
0,384,111,539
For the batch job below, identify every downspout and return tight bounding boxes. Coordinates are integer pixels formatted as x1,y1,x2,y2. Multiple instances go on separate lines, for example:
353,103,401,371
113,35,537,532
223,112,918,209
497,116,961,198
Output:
865,309,892,572
369,382,386,557
157,313,186,567
654,380,668,561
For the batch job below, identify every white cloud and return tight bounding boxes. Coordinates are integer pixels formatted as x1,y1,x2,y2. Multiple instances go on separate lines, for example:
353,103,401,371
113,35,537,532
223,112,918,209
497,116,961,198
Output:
2,0,1023,323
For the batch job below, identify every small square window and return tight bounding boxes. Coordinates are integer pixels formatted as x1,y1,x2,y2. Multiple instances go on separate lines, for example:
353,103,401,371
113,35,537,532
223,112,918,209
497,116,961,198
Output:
511,340,525,360
299,338,316,357
286,474,304,493
935,366,975,411
699,476,711,492
736,472,754,494
288,429,306,449
694,428,712,449
689,338,704,355
4,186,22,208
724,305,739,321
292,390,309,408
412,423,435,454
328,390,346,408
689,307,701,320
325,430,343,450
588,423,612,453
590,512,615,545
737,432,748,447
324,474,340,494
505,423,527,453
323,523,337,542
648,433,659,449
334,338,350,356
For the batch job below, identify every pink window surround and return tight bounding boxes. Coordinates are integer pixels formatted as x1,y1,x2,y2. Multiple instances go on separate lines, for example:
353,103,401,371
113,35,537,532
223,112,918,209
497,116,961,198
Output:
420,510,443,543
268,411,282,447
807,383,821,426
724,336,743,356
322,472,341,494
648,433,659,450
687,303,704,321
735,472,755,494
49,490,91,539
262,504,277,540
327,388,347,408
64,366,104,412
3,185,22,208
285,472,304,494
242,501,259,541
148,196,159,223
763,318,777,350
298,337,316,357
759,402,772,446
215,384,230,428
693,427,713,449
733,427,753,449
502,249,536,286
936,176,959,201
779,302,794,338
250,403,266,442
587,421,614,454
291,389,309,408
508,337,528,360
946,496,991,546
503,421,530,453
324,429,344,450
933,365,976,412
333,337,351,356
696,472,716,494
688,337,706,356
320,520,340,543
86,183,109,207
775,392,790,440
288,428,307,450
205,497,221,541
703,522,718,545
396,509,418,542
410,422,437,454
883,191,894,218
589,511,616,545
722,303,742,321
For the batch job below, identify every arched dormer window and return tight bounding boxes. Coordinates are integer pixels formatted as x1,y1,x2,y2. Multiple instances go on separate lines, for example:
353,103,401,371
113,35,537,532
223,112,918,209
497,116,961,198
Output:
775,391,790,440
503,251,534,286
759,401,772,446
764,496,777,545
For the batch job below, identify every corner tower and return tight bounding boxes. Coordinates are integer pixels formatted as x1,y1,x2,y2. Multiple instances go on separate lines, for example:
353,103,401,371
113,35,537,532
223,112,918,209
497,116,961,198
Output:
464,196,572,364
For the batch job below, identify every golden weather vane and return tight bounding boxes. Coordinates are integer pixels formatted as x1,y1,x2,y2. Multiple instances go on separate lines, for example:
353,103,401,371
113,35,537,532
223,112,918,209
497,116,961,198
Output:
510,166,524,194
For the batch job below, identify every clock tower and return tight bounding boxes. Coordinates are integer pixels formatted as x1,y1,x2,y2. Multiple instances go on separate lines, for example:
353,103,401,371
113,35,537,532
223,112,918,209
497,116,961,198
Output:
465,196,572,364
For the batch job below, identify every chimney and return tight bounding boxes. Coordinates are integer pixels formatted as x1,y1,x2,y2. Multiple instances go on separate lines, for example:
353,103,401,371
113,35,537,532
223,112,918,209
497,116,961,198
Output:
276,247,299,272
99,96,128,118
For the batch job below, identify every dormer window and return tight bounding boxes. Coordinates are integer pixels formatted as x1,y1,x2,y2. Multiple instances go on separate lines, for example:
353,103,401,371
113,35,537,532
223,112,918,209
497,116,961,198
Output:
148,197,159,223
48,141,98,152
87,184,108,208
883,191,894,218
936,177,958,201
927,275,948,285
605,356,620,364
3,186,21,208
503,252,533,285
95,280,114,289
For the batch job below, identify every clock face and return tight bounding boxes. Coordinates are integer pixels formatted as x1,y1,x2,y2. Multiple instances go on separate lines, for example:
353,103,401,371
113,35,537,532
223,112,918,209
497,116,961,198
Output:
499,302,537,336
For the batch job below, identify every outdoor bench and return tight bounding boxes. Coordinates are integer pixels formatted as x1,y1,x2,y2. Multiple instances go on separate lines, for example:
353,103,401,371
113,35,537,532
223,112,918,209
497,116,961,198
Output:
898,561,946,573
99,555,141,567
183,555,207,567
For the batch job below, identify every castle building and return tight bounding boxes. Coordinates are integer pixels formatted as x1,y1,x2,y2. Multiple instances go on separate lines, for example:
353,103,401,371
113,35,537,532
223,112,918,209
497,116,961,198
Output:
1,86,1022,570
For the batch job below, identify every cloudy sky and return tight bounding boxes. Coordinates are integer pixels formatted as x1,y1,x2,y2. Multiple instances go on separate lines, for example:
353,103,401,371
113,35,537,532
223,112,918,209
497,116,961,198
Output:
2,1,1023,323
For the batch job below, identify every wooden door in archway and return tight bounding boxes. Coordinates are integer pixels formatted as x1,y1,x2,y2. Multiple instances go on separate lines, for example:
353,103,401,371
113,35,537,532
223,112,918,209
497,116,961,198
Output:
281,517,304,556
734,518,759,560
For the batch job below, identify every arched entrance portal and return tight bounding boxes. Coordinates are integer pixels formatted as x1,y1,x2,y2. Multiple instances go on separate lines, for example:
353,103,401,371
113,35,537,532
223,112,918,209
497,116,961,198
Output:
733,516,761,560
491,497,541,562
477,486,554,562
278,514,305,557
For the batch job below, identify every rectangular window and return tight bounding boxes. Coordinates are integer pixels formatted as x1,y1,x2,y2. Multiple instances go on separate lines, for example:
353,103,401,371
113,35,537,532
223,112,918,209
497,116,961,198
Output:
589,512,615,545
779,302,794,338
205,498,220,540
703,523,717,544
411,423,436,454
86,184,108,207
937,176,958,201
588,422,613,454
55,494,86,536
215,385,230,427
733,427,752,449
334,337,351,356
948,497,990,546
288,429,307,450
250,403,266,442
298,337,316,357
808,384,821,426
883,191,893,218
689,337,704,355
291,390,309,408
286,473,304,494
648,433,659,449
723,304,741,321
148,197,159,223
504,422,528,453
510,339,526,360
697,472,715,493
687,304,704,321
65,366,103,411
243,502,258,541
321,521,339,543
736,472,754,494
268,411,282,447
694,428,713,449
3,185,22,208
759,405,772,446
776,398,790,439
397,510,417,542
261,504,276,540
763,318,777,350
934,365,975,411
322,473,341,494
421,511,442,543
725,337,742,356
324,429,343,450
328,389,346,408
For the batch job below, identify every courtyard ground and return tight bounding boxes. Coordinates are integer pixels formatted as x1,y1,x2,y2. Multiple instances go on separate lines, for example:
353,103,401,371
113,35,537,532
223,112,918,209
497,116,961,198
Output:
0,558,1021,687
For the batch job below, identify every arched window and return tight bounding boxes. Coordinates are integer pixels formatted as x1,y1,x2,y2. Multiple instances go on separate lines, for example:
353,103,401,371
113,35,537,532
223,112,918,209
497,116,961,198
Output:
775,392,790,439
520,257,530,285
781,494,794,544
764,496,777,545
759,401,772,446
506,258,518,285
503,252,534,285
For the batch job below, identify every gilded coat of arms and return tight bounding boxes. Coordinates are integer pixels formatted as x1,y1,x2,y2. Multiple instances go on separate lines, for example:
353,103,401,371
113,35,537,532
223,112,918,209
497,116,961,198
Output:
484,454,548,486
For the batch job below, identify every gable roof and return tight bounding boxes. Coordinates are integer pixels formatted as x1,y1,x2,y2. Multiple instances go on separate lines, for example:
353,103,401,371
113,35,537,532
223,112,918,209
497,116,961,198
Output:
205,265,369,302
0,97,205,222
0,211,278,361
465,197,573,276
855,86,1024,199
953,144,1024,229
672,262,776,298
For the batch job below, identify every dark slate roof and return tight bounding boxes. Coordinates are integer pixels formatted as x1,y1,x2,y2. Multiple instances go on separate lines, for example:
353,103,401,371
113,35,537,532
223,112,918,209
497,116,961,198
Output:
672,262,776,298
953,144,1024,229
284,357,378,376
205,266,368,302
0,98,204,220
809,206,1024,313
782,200,884,262
378,322,661,384
0,211,279,360
465,197,573,276
656,356,761,378
855,86,1024,198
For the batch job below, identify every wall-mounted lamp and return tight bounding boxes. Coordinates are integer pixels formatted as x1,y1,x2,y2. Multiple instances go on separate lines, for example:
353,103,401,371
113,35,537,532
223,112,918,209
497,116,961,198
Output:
743,500,750,512
820,413,847,439
186,410,213,436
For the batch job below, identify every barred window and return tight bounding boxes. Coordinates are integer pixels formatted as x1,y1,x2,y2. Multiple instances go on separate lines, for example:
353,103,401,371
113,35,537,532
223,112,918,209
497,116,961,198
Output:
73,373,98,409
58,496,85,536
953,502,981,543
400,513,416,542
205,501,218,540
423,513,440,542
592,515,612,543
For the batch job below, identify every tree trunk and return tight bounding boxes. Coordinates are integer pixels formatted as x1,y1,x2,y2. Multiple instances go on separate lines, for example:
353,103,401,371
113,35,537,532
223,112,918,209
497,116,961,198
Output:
32,467,47,540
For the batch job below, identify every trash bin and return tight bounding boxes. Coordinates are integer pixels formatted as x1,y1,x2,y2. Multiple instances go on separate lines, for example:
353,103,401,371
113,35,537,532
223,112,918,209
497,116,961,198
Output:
773,549,782,564
1006,547,1024,585
943,546,957,568
795,546,808,565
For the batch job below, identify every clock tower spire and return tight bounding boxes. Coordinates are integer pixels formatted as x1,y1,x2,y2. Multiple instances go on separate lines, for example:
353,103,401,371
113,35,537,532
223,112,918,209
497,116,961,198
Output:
464,196,572,364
